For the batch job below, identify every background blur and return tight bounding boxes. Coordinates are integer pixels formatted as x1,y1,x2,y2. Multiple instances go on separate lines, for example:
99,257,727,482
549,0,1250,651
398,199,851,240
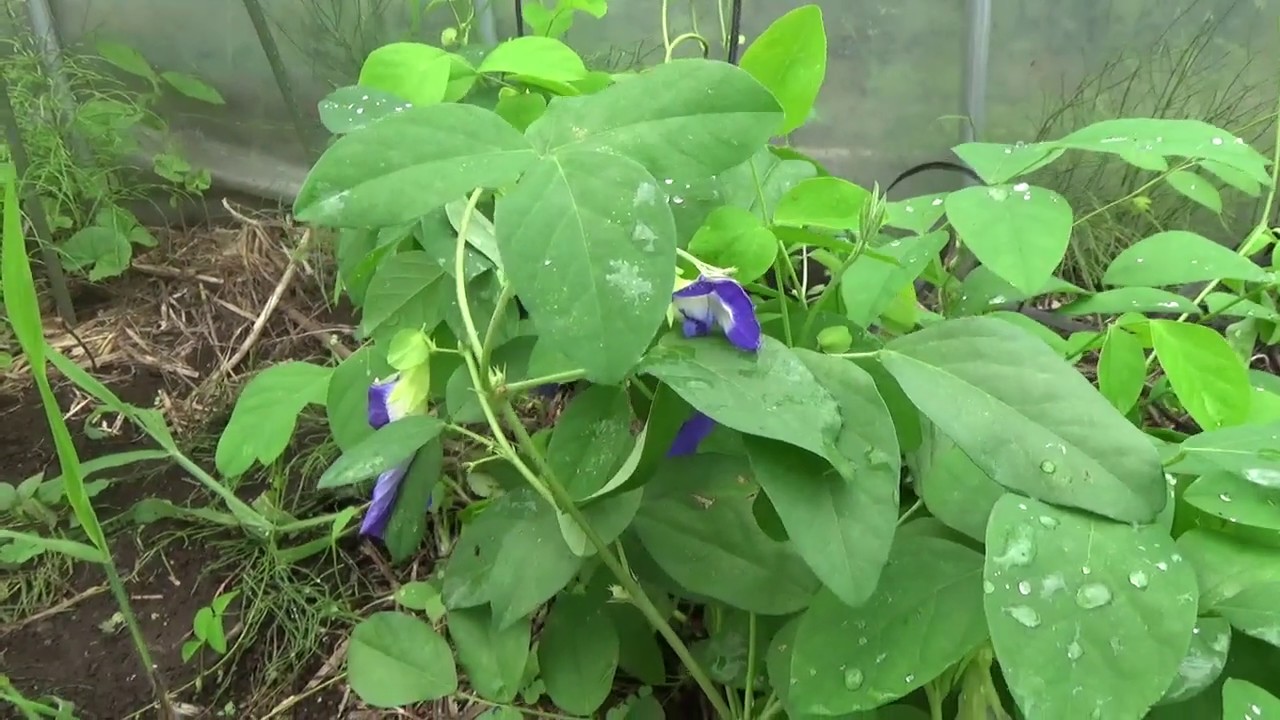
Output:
9,0,1280,258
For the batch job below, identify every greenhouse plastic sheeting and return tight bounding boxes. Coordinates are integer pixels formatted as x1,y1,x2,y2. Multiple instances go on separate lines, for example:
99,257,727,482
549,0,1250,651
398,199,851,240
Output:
31,0,1280,201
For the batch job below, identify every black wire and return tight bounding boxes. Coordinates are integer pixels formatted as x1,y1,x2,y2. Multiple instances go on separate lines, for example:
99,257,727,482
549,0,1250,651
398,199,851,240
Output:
885,160,982,194
514,0,526,37
726,0,743,64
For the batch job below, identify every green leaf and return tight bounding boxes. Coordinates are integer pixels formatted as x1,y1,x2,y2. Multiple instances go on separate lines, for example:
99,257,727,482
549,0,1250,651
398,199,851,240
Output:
737,4,826,135
1098,326,1145,413
1102,231,1268,287
691,609,782,688
395,580,444,615
686,206,777,284
95,41,156,81
347,611,457,707
359,42,452,105
547,385,634,499
1223,679,1280,717
774,176,871,231
1178,529,1280,646
382,440,442,563
326,346,394,452
1185,472,1280,531
495,151,675,384
494,91,548,132
1055,119,1270,185
880,317,1166,522
160,71,224,104
841,231,947,328
317,415,444,489
558,488,643,557
744,350,899,607
789,535,987,714
525,59,783,178
359,251,448,342
633,453,819,614
884,193,947,235
610,604,667,685
318,86,412,134
1159,616,1231,705
0,530,107,563
1180,422,1280,488
1204,291,1280,321
913,427,1003,543
539,593,619,716
1201,159,1262,197
1150,319,1251,430
295,104,536,228
478,36,587,83
944,183,1072,294
1057,287,1201,316
639,334,841,461
1164,170,1222,212
483,488,585,628
984,495,1198,720
447,604,531,703
215,362,331,477
952,141,1065,184
61,225,132,280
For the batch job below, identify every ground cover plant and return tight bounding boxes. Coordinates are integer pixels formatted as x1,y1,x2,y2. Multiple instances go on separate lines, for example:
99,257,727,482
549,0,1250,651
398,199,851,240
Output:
9,2,1280,719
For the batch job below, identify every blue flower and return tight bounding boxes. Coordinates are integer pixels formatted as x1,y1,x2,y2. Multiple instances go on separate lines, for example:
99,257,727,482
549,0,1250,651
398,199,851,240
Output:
667,275,764,456
360,373,428,539
667,411,716,457
672,275,762,353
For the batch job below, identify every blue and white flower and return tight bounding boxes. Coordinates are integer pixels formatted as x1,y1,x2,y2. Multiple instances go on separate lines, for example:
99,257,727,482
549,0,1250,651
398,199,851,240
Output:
672,274,763,353
360,373,428,539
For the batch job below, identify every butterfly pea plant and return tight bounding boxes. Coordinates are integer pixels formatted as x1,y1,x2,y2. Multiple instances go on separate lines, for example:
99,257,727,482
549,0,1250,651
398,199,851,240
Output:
206,3,1280,719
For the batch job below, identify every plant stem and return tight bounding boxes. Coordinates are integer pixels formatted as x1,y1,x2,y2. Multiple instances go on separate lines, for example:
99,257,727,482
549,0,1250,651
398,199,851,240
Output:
742,611,759,719
454,188,488,356
501,369,587,394
462,352,731,717
102,561,173,718
797,236,868,345
481,280,516,371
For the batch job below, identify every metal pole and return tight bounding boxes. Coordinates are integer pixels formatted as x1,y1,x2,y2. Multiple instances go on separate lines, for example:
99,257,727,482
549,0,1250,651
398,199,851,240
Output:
241,0,320,161
961,0,992,158
475,0,499,45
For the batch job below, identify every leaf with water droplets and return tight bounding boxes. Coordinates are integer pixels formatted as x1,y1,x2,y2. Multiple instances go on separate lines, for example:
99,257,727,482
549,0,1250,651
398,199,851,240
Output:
984,495,1198,720
1183,472,1280,531
295,104,537,228
1178,529,1280,649
526,59,783,179
952,141,1065,184
1055,119,1270,185
884,193,948,234
318,86,413,134
1102,230,1269,288
789,535,987,714
1180,421,1280,490
1164,170,1223,213
1155,616,1231,706
1223,678,1280,720
944,183,1072,294
881,317,1168,522
495,151,676,383
774,176,872,231
1056,287,1202,316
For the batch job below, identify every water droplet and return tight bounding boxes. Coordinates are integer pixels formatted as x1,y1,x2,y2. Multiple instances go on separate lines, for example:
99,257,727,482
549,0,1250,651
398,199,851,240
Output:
1066,641,1084,660
983,580,995,594
904,673,916,684
1076,583,1113,609
1018,580,1032,595
1128,570,1149,589
1040,460,1056,473
1037,515,1058,529
1007,605,1041,628
843,667,864,690
993,524,1036,567
1012,182,1030,192
1211,137,1224,145
988,187,1009,201
1219,493,1232,503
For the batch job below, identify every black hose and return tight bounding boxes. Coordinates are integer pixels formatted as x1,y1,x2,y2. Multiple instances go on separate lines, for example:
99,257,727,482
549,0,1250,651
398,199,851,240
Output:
514,0,526,37
726,0,743,64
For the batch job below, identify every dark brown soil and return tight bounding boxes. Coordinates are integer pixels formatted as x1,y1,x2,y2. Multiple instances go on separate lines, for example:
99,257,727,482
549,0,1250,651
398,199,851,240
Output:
0,373,346,719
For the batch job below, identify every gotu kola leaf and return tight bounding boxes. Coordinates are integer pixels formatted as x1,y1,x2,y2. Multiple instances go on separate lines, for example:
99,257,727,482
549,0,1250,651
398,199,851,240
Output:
879,317,1166,522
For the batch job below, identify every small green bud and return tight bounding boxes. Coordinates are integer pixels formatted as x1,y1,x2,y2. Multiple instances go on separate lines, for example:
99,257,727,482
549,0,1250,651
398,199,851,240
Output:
440,27,459,47
817,325,853,354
